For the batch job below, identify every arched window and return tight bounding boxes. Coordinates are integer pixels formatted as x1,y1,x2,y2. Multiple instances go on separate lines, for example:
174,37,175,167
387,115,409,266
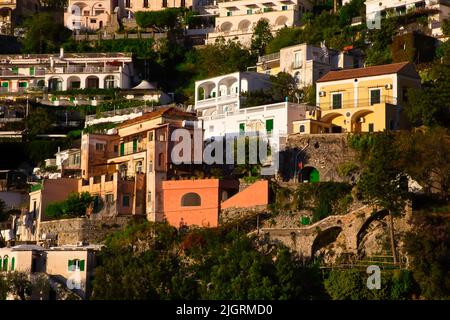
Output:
181,193,201,206
3,255,8,271
104,75,117,89
36,79,45,88
135,161,143,174
300,125,305,133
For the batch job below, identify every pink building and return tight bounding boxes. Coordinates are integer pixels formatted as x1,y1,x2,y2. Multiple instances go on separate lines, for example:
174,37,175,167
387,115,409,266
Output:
162,179,269,228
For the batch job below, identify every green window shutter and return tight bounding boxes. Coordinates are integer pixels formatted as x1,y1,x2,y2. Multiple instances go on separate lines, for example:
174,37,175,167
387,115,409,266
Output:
1,82,8,88
19,82,27,88
3,257,8,271
12,67,18,74
0,258,2,270
120,143,125,156
370,89,381,105
79,260,85,272
239,123,245,135
30,67,35,76
310,168,320,183
133,139,137,153
11,257,15,271
332,94,342,109
266,119,273,133
68,259,73,271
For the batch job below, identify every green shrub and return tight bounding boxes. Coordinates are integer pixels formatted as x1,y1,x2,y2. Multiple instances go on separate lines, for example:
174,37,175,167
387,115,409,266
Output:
295,182,353,222
45,192,94,219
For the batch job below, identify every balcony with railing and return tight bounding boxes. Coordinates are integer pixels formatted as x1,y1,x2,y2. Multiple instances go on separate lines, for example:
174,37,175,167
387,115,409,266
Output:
196,93,241,108
47,65,121,74
319,96,398,111
258,52,280,64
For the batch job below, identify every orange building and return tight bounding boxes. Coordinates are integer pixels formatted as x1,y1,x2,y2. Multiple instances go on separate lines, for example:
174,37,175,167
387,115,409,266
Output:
162,179,269,228
79,106,201,220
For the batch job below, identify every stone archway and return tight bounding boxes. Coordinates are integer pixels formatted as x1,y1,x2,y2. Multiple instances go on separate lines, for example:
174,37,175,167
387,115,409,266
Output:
300,166,320,183
311,226,343,258
356,209,389,254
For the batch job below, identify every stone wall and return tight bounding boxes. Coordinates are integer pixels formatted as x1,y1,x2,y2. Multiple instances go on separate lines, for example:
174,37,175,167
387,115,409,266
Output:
38,215,137,246
280,133,357,182
220,205,267,225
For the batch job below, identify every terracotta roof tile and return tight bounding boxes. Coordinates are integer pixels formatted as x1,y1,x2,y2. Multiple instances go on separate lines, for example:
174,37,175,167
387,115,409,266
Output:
117,106,196,128
317,62,415,83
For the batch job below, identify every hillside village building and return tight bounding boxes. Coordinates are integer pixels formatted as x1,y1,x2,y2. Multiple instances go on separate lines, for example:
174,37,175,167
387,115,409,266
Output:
256,43,363,88
0,0,40,35
0,50,135,94
294,62,421,134
205,0,313,46
0,244,99,299
366,0,450,37
195,71,315,140
79,106,200,221
65,0,118,31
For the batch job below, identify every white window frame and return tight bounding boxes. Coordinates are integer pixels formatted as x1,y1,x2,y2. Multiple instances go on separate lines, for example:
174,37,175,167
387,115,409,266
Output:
294,50,302,69
369,88,382,105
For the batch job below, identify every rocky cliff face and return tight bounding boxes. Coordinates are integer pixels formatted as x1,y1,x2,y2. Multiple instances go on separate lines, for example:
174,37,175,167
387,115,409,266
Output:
280,133,357,182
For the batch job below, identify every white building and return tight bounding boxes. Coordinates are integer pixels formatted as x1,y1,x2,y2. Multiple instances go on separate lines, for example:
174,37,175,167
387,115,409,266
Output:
205,0,313,46
366,0,450,37
256,43,363,88
194,71,312,140
0,244,100,299
0,49,135,94
65,0,118,31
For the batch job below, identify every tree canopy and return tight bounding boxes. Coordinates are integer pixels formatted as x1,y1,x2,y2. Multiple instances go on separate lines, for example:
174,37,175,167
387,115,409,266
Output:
21,13,71,54
91,221,326,300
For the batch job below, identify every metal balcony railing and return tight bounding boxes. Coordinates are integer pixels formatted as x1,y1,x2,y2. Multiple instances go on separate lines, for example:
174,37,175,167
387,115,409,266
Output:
319,96,398,110
47,65,120,74
258,52,280,63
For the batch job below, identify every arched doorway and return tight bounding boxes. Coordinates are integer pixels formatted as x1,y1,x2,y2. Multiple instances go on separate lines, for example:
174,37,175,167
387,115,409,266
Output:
85,76,99,89
48,77,63,91
300,166,320,183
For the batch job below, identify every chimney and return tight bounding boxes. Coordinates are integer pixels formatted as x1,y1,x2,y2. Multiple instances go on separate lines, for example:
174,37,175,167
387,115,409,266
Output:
59,47,64,58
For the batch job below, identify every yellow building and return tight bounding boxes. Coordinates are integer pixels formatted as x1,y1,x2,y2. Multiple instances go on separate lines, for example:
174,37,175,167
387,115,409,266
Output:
313,62,421,133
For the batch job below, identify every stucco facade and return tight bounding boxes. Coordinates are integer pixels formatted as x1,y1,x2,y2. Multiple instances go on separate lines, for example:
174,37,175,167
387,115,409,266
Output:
65,0,117,31
162,178,269,228
366,0,450,37
0,50,135,95
162,178,239,227
0,244,98,299
256,43,363,88
206,0,313,46
25,179,79,242
79,107,200,221
312,62,421,133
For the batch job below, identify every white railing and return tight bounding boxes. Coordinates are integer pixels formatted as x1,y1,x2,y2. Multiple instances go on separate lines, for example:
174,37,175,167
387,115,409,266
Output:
200,102,288,121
